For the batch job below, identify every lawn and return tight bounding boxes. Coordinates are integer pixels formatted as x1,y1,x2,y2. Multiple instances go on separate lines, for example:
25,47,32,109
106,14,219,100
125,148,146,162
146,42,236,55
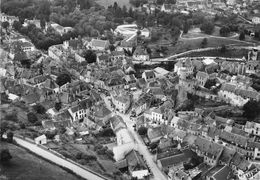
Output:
178,48,260,60
170,37,253,55
0,142,80,180
95,0,131,8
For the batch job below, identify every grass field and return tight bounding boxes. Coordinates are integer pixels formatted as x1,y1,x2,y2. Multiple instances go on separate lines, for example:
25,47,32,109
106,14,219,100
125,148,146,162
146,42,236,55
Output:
178,48,259,60
95,0,131,8
0,142,80,180
170,37,253,55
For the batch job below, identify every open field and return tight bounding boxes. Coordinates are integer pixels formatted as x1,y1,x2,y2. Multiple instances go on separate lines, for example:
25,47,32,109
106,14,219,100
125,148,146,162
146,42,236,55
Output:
170,37,253,55
0,142,80,180
177,48,260,60
95,0,131,8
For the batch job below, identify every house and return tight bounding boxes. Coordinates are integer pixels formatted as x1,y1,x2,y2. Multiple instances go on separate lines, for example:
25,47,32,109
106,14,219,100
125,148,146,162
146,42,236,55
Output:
194,137,224,166
111,91,131,113
96,54,110,66
147,87,166,100
109,115,127,133
245,121,260,136
206,165,232,180
147,126,163,143
68,98,93,121
161,4,173,13
63,38,82,51
133,93,153,115
48,44,66,62
142,70,156,82
92,104,112,124
246,61,259,74
218,83,260,107
133,46,149,61
0,13,19,25
105,76,125,91
248,48,258,61
157,149,197,172
49,23,74,35
196,71,209,86
174,59,194,76
87,39,109,51
34,135,47,145
168,166,202,180
125,150,149,179
123,74,137,89
111,51,125,62
252,16,260,24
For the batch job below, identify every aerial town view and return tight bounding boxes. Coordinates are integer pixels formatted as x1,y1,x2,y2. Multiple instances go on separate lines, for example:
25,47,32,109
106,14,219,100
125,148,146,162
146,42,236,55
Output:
1,0,260,180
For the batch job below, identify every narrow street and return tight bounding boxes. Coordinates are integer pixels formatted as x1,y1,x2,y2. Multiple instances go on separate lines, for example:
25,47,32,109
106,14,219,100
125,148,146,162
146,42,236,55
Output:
102,94,168,180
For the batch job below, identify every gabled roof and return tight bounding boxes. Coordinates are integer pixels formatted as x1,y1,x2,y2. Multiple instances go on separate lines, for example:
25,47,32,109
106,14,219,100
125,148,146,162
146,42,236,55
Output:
93,104,112,118
70,98,93,113
194,137,223,159
147,126,163,141
125,150,147,171
220,130,249,147
109,115,126,132
90,39,109,48
196,71,209,79
207,165,232,180
144,70,156,78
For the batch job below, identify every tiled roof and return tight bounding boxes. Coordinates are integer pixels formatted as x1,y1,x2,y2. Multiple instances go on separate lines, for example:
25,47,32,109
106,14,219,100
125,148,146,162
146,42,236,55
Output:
144,70,156,78
70,98,93,113
194,137,223,159
220,130,249,147
159,149,197,168
196,71,209,79
111,51,125,56
147,126,163,141
109,115,126,132
90,39,109,48
230,152,249,171
125,150,147,171
93,105,112,118
219,147,236,165
208,165,232,180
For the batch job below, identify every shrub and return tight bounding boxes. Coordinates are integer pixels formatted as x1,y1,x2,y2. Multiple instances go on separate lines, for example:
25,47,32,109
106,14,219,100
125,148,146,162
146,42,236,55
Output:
0,149,12,162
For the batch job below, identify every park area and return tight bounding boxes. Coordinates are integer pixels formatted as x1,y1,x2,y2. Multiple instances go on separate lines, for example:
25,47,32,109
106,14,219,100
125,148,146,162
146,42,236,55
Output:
0,142,80,180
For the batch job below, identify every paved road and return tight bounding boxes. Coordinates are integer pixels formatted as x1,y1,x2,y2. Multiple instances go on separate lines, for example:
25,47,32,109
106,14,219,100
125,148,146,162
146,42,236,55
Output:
13,137,110,180
102,94,167,180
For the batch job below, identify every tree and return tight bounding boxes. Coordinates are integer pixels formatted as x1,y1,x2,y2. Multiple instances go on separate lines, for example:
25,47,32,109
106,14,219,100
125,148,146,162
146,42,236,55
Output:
137,126,148,136
220,44,227,53
183,20,189,34
27,112,38,124
55,102,62,111
0,149,12,162
200,38,208,48
2,21,10,32
13,20,22,31
219,26,230,37
125,17,134,24
243,100,260,120
109,44,115,52
83,50,97,63
239,31,245,40
56,73,71,86
200,21,214,34
45,130,56,139
33,104,46,114
6,131,13,143
0,122,8,139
